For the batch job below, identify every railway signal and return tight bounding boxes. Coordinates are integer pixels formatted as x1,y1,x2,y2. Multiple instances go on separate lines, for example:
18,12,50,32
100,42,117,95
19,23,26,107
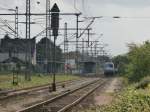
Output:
51,3,60,37
51,3,60,91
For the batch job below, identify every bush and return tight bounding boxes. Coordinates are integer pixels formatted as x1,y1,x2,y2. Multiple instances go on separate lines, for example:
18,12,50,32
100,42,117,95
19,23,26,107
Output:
135,76,150,89
83,87,150,112
123,41,150,82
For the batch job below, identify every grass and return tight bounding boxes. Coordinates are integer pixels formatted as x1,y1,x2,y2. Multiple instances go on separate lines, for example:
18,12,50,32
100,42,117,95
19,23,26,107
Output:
80,77,150,112
0,74,80,90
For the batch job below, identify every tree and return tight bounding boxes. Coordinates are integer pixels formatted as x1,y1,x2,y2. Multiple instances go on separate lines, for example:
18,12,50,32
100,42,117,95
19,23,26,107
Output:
126,41,150,82
112,55,129,75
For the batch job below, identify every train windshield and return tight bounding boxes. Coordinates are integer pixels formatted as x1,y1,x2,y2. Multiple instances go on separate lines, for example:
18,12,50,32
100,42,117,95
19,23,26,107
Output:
104,63,114,68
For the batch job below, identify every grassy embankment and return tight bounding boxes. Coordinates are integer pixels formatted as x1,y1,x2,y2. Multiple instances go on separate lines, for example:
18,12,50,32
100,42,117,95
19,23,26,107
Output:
81,77,150,112
0,74,79,90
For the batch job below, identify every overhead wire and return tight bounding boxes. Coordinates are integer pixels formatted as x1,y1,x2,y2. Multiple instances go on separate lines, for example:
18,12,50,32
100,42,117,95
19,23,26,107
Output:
0,26,17,37
73,0,81,13
0,18,14,32
58,33,76,45
0,5,11,11
0,18,22,38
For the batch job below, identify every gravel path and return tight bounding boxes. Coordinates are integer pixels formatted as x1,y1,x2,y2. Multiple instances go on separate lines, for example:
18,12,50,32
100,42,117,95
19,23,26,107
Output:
70,77,123,112
94,78,122,105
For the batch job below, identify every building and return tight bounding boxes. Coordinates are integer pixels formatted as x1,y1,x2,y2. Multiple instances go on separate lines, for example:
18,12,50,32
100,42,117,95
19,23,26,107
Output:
64,51,102,74
36,37,63,73
0,34,36,71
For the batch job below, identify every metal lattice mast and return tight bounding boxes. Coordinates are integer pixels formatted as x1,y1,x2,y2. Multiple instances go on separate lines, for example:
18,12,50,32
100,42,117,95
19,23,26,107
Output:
94,42,97,74
12,6,19,85
45,0,48,73
76,14,79,73
48,0,52,72
15,6,19,38
46,0,51,73
64,22,68,74
82,38,84,61
25,0,31,81
26,0,31,40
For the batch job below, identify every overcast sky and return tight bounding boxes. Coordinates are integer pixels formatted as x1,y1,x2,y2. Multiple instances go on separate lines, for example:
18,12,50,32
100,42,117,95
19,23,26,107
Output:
0,0,150,56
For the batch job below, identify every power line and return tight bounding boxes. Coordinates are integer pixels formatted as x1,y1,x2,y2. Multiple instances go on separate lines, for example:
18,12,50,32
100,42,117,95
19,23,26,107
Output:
0,5,10,11
74,0,79,12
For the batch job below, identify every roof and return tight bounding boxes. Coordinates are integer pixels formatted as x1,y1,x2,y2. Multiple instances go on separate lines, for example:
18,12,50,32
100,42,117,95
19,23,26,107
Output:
2,57,25,64
0,35,36,53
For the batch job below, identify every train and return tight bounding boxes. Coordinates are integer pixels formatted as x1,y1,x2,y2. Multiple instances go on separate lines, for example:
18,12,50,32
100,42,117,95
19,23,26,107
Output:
103,62,115,76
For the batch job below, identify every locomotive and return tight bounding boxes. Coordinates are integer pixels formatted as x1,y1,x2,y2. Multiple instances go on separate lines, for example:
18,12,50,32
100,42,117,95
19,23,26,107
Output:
103,62,115,76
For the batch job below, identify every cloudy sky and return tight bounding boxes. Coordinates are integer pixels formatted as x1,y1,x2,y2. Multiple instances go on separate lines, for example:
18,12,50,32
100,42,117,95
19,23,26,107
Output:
0,0,150,56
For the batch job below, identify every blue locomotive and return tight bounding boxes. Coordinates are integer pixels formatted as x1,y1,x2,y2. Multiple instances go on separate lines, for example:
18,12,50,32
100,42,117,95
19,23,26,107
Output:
103,62,115,76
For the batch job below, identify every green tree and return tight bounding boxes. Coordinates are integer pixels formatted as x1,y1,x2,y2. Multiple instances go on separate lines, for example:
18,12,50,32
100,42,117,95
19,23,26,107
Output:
113,55,129,75
126,41,150,82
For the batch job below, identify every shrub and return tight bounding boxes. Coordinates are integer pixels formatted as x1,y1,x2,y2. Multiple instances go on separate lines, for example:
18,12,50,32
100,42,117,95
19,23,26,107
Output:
82,86,150,112
135,76,150,89
124,41,150,82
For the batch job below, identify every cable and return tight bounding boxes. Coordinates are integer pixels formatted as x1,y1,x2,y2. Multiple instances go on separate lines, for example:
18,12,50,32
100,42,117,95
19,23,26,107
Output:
73,0,82,13
97,16,150,19
0,18,22,38
0,5,10,11
0,18,14,31
82,0,85,12
78,18,95,38
81,0,90,17
58,33,76,45
0,27,16,37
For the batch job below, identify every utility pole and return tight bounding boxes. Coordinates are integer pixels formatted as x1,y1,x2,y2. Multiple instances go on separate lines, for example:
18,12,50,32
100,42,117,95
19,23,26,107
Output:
87,29,90,47
15,6,19,39
91,45,93,57
25,0,31,81
64,22,68,74
82,39,85,73
13,6,19,85
94,41,98,75
76,14,79,74
45,0,51,74
82,38,85,61
48,1,52,74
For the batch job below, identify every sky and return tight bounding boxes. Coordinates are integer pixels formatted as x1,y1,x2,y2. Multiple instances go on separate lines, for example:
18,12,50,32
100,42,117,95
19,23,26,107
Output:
0,0,150,56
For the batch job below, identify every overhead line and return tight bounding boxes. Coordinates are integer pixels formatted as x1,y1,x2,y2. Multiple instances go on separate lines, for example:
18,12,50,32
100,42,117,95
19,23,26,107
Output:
0,12,82,16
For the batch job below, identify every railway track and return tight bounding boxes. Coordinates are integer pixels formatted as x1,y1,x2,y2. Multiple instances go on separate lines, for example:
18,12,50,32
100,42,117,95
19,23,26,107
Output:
0,78,85,100
17,78,106,112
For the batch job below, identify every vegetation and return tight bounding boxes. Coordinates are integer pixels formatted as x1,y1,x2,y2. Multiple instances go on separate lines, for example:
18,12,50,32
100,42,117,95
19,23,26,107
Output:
113,54,129,75
0,74,79,89
135,76,150,89
81,77,150,112
84,87,150,112
113,41,150,82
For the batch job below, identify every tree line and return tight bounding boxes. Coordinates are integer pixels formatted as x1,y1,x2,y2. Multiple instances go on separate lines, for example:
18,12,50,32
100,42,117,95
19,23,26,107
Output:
113,41,150,82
